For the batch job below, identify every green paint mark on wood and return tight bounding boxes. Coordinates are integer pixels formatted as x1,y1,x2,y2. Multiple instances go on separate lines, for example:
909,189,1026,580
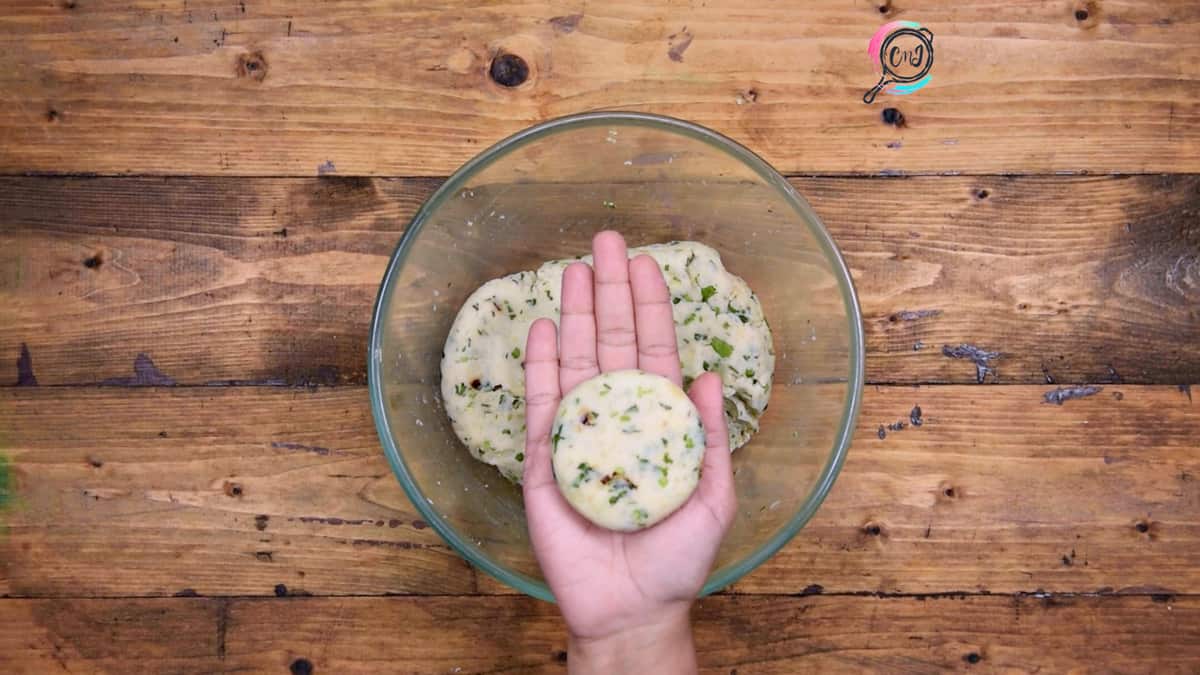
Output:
0,454,10,509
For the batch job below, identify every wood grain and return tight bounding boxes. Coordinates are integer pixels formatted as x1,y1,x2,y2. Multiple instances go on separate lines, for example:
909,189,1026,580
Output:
0,1,1197,176
3,175,1198,386
2,595,1198,673
1,384,1196,598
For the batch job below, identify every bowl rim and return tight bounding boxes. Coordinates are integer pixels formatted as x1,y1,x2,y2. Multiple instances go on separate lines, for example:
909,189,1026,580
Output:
368,111,865,602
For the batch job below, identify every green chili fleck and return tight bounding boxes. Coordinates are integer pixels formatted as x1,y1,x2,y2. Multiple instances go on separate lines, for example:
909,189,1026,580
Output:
710,337,734,359
700,285,716,302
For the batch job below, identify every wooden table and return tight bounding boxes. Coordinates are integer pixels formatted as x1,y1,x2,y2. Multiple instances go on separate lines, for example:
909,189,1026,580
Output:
2,1,1198,671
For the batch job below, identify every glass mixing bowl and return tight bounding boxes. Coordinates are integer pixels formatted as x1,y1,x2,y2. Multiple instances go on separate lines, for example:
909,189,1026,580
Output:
369,112,864,600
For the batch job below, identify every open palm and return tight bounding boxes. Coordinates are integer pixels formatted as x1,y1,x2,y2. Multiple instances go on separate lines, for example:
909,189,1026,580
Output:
522,231,737,640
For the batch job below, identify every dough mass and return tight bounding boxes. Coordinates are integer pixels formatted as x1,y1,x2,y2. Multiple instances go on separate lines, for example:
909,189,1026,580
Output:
441,241,774,483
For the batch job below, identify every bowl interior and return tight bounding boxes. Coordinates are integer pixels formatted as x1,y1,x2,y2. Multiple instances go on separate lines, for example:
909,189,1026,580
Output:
370,113,863,600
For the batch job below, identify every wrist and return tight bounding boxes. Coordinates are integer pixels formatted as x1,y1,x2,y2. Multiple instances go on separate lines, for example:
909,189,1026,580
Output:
568,603,696,674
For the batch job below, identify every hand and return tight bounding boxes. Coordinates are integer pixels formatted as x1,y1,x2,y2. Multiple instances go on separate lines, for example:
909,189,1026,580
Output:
522,231,737,672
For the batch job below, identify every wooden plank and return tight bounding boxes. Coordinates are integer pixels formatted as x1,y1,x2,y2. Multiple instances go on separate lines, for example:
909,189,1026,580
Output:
0,1,1197,176
3,174,1198,386
1,385,1196,598
2,595,1198,672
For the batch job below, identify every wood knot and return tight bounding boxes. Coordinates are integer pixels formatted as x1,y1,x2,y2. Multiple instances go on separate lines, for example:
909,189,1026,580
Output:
489,52,529,87
974,188,990,200
881,107,906,127
1073,1,1099,27
877,0,893,14
236,51,268,81
963,652,982,664
290,658,314,675
46,108,60,123
862,521,884,537
223,481,244,497
940,483,959,500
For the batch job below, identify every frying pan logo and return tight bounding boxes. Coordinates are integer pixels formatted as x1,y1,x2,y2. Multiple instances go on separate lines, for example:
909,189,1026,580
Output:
863,21,934,104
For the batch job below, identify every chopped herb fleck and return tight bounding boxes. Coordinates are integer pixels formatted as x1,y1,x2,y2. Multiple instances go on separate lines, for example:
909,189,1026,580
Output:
672,296,681,305
455,382,467,396
515,452,524,462
744,369,755,378
683,313,697,325
501,429,512,435
633,508,649,524
663,452,673,464
700,285,717,302
625,404,639,414
600,383,612,396
511,347,521,359
636,386,653,397
526,297,537,306
551,425,564,452
710,337,734,359
658,402,673,411
686,252,696,266
619,415,631,422
684,435,695,449
573,462,597,487
581,410,598,425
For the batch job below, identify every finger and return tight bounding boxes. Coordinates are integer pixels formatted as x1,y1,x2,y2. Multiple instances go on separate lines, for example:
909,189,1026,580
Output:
687,372,736,528
558,262,600,395
591,230,638,372
522,318,561,491
629,254,682,385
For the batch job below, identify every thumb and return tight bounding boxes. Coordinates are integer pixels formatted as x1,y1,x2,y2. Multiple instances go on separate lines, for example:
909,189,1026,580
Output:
687,372,736,529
